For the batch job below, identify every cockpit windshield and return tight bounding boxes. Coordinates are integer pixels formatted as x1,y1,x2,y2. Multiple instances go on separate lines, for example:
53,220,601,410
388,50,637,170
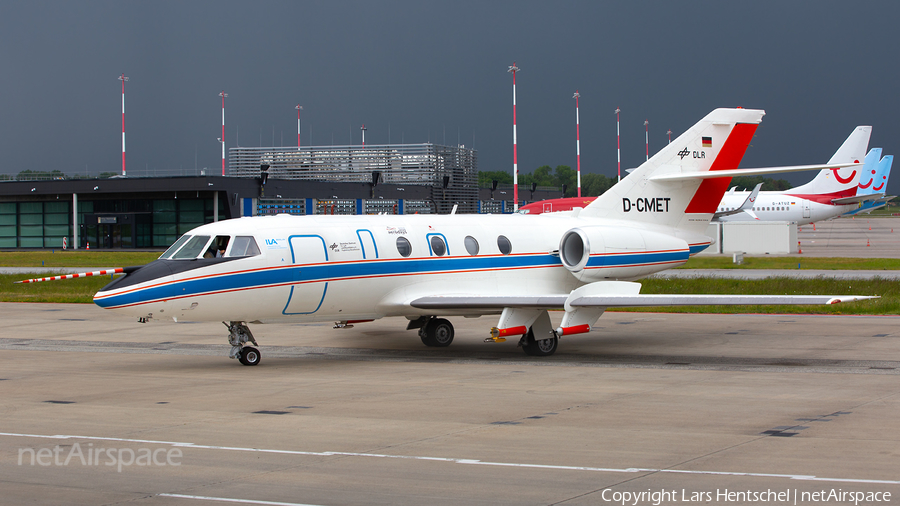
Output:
159,235,192,259
159,234,260,260
171,235,212,259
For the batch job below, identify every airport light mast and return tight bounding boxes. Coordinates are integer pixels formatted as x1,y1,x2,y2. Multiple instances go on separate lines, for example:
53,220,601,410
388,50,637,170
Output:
219,91,228,176
573,90,581,197
361,124,367,147
615,107,621,182
296,105,303,150
118,74,128,176
667,129,672,144
508,62,520,211
644,119,649,161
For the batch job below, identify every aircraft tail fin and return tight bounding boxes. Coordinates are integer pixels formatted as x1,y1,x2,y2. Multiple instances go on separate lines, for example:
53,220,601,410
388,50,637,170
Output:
856,148,884,195
581,108,764,235
789,126,871,196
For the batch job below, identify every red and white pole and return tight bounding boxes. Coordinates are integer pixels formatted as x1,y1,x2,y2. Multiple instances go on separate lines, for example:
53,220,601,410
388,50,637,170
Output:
219,91,227,176
361,124,367,147
644,119,649,161
508,62,520,211
667,129,672,144
573,91,581,197
118,74,128,176
296,105,303,150
615,108,621,182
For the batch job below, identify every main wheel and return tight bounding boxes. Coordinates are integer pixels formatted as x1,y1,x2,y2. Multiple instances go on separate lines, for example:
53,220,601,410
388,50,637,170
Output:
238,346,261,366
421,318,454,347
522,329,558,357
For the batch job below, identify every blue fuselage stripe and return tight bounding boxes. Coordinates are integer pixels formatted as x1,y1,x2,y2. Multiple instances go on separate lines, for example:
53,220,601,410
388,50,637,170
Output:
95,250,688,309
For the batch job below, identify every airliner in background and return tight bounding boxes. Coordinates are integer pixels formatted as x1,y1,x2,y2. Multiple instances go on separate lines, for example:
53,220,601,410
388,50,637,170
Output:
18,108,873,366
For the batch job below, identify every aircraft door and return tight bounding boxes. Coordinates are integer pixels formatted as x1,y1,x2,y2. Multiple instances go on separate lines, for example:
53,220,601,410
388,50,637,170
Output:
802,202,811,219
356,229,379,259
283,235,329,315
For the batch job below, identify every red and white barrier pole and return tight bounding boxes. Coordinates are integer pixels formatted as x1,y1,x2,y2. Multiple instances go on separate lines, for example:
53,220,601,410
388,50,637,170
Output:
16,268,124,284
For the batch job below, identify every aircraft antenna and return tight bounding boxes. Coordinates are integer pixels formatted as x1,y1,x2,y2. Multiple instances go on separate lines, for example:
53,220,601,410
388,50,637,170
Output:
644,119,649,161
508,62,520,211
118,74,128,176
219,91,228,176
573,91,581,197
296,105,303,150
615,107,621,182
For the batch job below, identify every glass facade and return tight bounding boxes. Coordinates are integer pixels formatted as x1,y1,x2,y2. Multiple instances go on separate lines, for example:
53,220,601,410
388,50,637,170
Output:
0,196,224,249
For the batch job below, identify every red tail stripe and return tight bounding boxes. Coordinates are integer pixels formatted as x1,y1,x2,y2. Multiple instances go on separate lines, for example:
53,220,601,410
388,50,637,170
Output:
685,123,759,214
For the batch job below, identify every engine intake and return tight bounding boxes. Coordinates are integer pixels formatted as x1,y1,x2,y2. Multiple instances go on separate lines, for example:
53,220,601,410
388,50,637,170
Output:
559,226,690,282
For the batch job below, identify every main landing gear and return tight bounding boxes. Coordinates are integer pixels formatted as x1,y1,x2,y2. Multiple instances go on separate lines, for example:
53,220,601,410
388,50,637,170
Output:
225,321,261,366
409,316,455,347
519,328,559,357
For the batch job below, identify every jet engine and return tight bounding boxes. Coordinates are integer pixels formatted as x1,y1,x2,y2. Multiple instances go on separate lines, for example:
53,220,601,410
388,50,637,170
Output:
558,226,690,282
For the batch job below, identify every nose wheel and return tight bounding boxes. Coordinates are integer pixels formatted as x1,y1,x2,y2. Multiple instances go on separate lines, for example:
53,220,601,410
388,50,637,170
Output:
225,321,261,366
238,346,261,366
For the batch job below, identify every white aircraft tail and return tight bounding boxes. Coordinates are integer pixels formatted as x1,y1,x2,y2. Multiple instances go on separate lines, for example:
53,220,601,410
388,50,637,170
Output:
581,108,765,235
788,126,871,196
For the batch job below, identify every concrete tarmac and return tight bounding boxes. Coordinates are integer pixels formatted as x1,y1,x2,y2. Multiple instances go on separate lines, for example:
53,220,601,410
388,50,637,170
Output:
796,215,900,258
2,303,899,505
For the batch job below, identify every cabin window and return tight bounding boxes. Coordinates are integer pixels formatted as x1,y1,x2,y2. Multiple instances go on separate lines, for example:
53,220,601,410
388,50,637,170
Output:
171,235,211,259
497,235,512,255
464,236,479,256
430,235,447,256
228,236,261,257
396,236,412,257
160,235,191,259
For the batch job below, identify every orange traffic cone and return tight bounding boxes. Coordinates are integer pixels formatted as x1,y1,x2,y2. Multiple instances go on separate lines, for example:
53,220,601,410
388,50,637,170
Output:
813,223,816,231
86,242,90,250
798,241,802,254
867,239,871,247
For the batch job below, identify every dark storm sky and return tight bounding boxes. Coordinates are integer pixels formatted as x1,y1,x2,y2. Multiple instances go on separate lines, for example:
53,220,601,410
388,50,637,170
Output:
2,1,898,194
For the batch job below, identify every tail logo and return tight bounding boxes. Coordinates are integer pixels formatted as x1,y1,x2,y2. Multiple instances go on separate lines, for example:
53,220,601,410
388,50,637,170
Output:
831,167,857,184
858,170,875,189
677,147,690,159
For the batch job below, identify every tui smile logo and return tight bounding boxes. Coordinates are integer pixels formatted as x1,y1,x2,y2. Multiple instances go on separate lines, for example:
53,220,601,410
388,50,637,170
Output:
677,147,690,159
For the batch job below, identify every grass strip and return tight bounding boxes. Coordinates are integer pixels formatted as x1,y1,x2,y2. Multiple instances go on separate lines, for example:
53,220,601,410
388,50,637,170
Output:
0,251,161,268
679,256,900,270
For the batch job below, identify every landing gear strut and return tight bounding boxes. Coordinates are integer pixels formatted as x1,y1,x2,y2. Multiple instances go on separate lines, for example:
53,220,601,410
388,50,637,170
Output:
225,321,261,366
417,317,454,347
519,328,559,357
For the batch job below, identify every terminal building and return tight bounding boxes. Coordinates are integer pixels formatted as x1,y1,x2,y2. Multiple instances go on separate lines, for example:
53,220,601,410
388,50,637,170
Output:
0,143,561,249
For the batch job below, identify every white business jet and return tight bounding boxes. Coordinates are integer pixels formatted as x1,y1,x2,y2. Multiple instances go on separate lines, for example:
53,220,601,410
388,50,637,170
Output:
20,108,872,365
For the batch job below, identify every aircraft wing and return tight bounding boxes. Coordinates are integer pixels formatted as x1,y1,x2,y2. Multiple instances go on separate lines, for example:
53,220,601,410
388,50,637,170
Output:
410,293,876,310
649,162,861,181
712,183,762,220
831,193,885,205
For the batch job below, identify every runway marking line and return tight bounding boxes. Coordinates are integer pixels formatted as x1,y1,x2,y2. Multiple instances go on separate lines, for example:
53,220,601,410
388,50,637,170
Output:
159,494,324,506
2,431,899,486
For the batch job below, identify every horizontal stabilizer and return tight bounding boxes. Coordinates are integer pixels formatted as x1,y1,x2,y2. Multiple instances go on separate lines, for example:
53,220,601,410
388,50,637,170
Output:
831,193,885,205
649,162,861,182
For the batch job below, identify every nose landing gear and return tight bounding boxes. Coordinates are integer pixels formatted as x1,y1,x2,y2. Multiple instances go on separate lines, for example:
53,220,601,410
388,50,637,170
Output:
225,321,261,366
